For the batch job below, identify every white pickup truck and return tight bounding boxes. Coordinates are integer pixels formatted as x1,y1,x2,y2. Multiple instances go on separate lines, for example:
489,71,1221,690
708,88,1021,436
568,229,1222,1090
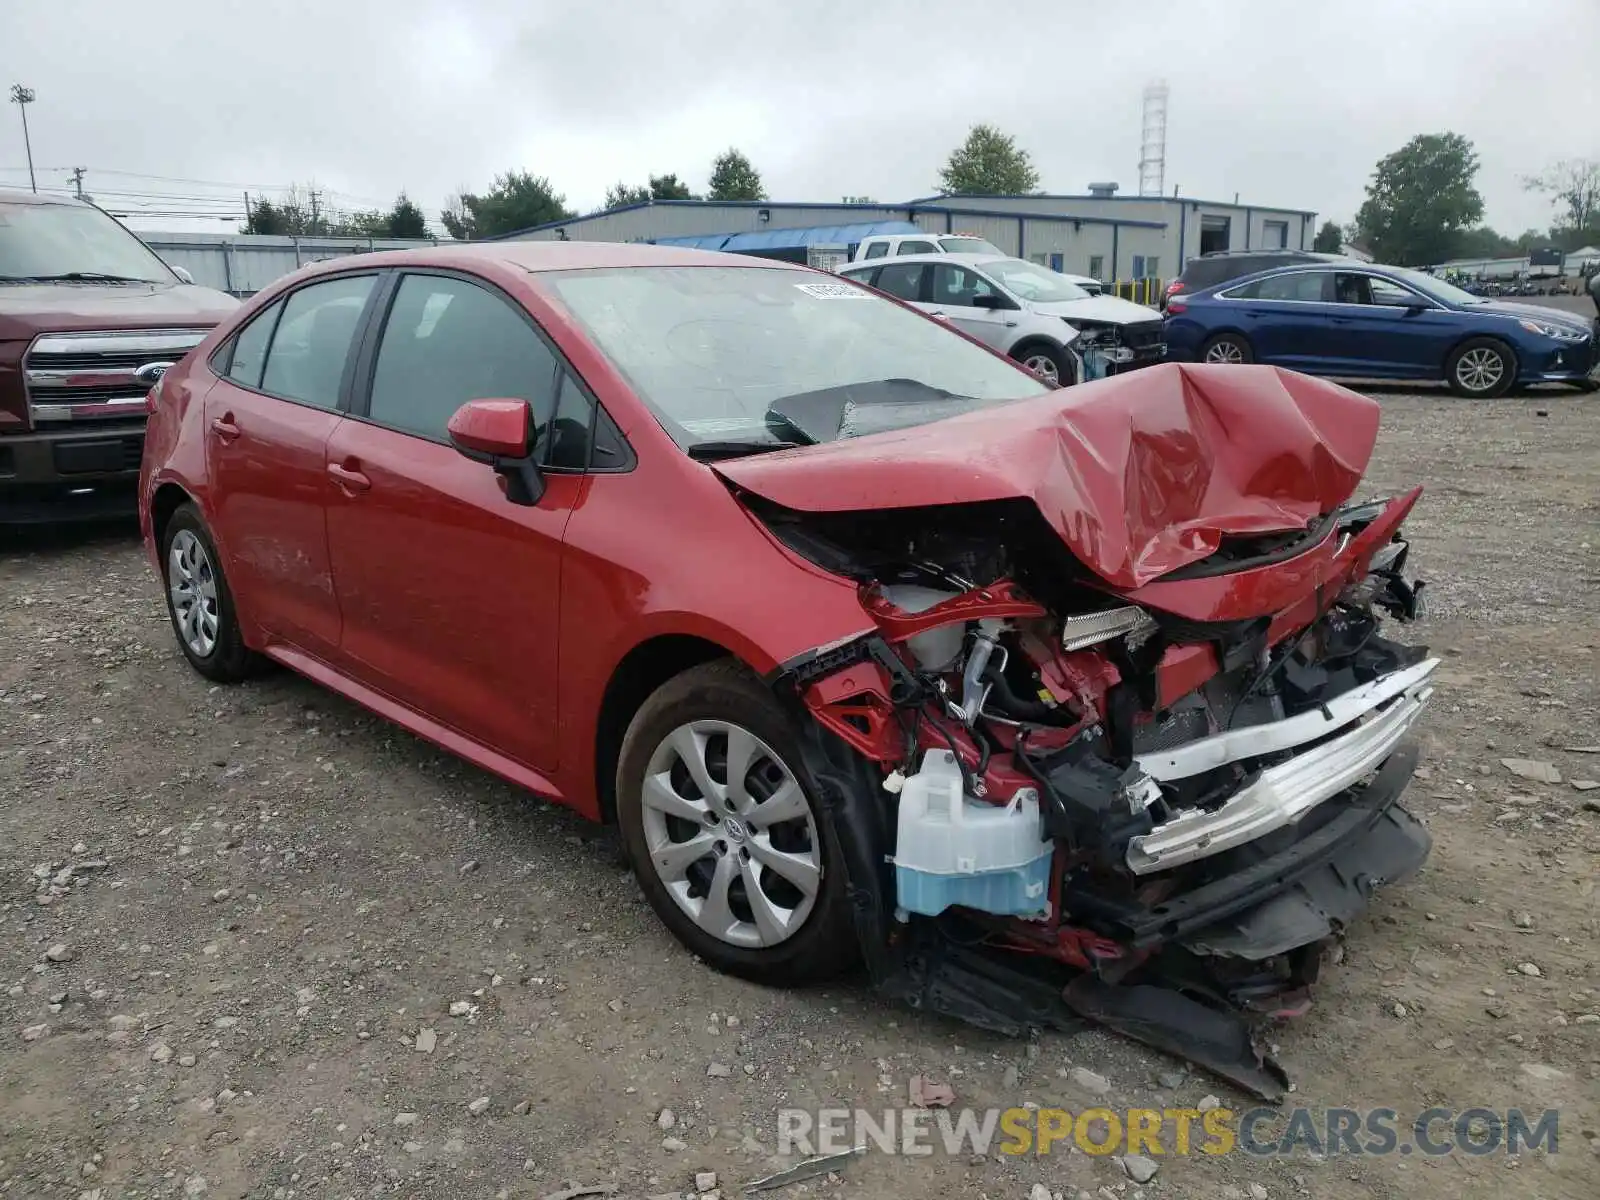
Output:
850,232,1104,295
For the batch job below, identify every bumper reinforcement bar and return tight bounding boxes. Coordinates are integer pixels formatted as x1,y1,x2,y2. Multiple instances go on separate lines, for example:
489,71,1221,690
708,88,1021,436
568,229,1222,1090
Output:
1127,673,1434,874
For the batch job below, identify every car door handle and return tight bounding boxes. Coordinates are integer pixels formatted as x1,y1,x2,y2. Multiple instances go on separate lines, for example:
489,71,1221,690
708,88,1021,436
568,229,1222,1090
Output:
210,416,241,443
1330,317,1354,324
327,461,371,495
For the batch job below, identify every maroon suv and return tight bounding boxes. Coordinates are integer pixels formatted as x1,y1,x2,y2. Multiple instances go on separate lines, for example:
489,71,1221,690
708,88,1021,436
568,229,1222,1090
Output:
0,188,237,522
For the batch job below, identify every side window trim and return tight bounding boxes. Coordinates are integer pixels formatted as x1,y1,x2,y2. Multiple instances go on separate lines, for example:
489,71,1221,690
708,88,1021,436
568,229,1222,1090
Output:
1218,270,1330,303
351,267,561,441
348,266,637,473
219,271,384,411
209,296,286,384
1348,273,1433,307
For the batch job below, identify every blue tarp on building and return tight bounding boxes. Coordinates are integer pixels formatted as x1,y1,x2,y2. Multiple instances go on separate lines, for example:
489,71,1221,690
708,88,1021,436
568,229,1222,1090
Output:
650,219,921,253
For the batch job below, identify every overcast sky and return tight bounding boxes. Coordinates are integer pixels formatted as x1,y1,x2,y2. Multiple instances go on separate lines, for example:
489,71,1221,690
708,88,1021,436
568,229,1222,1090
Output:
5,0,1596,235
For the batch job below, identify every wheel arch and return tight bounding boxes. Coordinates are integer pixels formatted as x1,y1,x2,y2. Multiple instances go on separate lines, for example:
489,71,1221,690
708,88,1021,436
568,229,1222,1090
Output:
1443,330,1519,376
1008,337,1077,385
592,633,741,825
1200,327,1256,349
150,481,197,560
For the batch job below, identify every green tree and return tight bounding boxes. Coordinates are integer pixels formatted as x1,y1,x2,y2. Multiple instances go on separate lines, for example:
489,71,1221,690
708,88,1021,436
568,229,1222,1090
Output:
326,210,389,238
441,191,476,240
1312,220,1343,253
648,173,695,200
241,198,290,235
605,182,651,209
386,192,428,239
1523,158,1600,240
937,124,1039,196
439,172,573,239
1354,133,1484,266
707,148,766,201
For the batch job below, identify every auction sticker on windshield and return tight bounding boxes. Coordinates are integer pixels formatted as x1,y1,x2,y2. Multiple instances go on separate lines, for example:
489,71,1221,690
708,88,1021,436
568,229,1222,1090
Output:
795,282,870,299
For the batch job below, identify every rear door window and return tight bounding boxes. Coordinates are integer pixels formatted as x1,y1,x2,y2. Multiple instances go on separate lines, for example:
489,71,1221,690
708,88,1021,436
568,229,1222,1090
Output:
861,241,890,260
1228,272,1331,302
873,262,928,302
366,273,560,442
259,275,377,409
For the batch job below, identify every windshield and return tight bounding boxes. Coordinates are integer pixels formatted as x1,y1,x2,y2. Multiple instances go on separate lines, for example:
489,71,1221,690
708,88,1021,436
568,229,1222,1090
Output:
543,266,1050,452
1390,268,1480,307
980,258,1091,303
0,200,177,283
938,236,1003,255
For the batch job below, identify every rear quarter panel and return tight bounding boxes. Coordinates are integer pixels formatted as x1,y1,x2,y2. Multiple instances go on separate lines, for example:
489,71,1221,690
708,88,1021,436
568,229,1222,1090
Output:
138,356,219,564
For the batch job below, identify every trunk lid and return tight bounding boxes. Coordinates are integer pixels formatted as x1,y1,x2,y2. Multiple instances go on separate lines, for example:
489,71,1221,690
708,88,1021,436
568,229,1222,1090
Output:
713,362,1380,591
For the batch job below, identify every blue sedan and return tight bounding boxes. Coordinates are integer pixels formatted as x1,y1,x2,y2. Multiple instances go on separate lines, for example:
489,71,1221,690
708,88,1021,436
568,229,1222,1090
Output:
1163,262,1598,397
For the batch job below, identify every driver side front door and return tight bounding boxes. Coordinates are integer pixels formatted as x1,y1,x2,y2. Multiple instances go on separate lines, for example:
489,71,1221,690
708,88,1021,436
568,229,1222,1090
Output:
925,263,1016,350
322,270,589,772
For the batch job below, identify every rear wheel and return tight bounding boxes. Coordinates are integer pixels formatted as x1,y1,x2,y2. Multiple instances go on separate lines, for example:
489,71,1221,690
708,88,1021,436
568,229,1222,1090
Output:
616,661,857,986
1446,338,1516,398
160,504,257,682
1013,342,1075,387
1200,333,1254,365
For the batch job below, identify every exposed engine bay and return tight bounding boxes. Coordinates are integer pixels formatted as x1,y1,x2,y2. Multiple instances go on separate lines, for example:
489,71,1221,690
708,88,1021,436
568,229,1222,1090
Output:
756,488,1433,1100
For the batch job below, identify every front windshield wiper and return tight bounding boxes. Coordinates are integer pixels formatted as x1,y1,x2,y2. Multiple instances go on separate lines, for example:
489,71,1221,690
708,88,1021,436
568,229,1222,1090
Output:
685,439,810,462
0,271,157,284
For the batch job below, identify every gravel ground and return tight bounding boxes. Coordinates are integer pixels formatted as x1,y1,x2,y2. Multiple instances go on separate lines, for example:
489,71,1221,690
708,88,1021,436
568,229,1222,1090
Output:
2,386,1598,1200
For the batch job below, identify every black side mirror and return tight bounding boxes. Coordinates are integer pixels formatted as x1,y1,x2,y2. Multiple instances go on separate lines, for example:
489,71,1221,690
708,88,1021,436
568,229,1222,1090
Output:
971,293,1010,310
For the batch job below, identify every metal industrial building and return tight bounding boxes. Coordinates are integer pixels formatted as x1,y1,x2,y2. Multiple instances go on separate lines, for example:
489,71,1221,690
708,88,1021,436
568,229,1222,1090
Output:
505,191,1318,283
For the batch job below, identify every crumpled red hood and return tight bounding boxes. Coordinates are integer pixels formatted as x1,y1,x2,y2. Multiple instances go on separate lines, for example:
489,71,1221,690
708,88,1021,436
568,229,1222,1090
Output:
714,363,1381,590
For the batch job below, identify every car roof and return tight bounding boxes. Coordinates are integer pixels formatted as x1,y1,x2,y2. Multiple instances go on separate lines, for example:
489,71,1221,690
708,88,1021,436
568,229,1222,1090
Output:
306,240,814,276
1196,248,1338,260
0,187,87,207
842,252,1013,270
1203,260,1415,293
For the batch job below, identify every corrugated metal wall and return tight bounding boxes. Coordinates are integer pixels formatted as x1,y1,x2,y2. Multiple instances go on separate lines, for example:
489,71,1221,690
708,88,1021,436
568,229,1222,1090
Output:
142,233,437,296
516,203,914,243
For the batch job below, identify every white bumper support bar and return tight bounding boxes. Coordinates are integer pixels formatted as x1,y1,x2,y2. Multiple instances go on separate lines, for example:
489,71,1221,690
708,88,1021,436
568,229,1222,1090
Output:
1126,664,1437,876
1136,658,1439,783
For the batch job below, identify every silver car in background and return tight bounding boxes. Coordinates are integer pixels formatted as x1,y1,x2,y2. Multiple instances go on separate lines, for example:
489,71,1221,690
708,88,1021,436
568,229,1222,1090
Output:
839,254,1164,386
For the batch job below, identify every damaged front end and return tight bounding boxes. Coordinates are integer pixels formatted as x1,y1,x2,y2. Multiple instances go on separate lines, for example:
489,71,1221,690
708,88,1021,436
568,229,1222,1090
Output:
753,478,1433,1100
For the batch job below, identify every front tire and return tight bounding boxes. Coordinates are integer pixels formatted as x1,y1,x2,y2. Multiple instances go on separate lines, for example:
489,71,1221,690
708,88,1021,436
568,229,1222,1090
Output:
616,660,857,986
1200,333,1254,365
1446,337,1516,398
1012,342,1076,387
160,504,257,682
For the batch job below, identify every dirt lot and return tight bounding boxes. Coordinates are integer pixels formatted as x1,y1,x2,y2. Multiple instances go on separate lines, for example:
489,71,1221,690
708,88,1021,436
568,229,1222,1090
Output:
2,385,1597,1200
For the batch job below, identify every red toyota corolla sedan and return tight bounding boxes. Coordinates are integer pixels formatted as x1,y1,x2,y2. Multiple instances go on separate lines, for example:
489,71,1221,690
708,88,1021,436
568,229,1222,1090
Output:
140,242,1434,1096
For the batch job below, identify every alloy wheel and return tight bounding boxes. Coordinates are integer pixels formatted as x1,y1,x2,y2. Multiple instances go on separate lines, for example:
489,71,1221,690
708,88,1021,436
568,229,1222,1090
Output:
168,529,220,658
1456,347,1504,393
1022,353,1060,385
638,720,821,949
1204,340,1245,365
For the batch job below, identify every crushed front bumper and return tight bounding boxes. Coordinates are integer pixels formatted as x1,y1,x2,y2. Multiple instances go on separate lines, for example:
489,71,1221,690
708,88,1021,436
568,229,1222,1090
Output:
1126,658,1437,874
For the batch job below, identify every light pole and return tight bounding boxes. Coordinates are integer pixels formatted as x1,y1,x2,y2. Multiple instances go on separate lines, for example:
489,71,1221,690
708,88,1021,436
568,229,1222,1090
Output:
9,85,36,193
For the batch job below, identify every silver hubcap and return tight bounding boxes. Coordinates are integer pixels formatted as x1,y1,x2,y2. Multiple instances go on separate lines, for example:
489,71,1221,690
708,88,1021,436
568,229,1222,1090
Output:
167,529,220,658
640,720,822,949
1456,347,1504,393
1022,354,1060,384
1204,340,1244,364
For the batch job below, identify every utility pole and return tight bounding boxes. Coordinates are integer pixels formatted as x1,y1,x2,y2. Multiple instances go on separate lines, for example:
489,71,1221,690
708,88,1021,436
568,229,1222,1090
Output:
308,188,321,235
8,85,36,193
69,166,86,199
